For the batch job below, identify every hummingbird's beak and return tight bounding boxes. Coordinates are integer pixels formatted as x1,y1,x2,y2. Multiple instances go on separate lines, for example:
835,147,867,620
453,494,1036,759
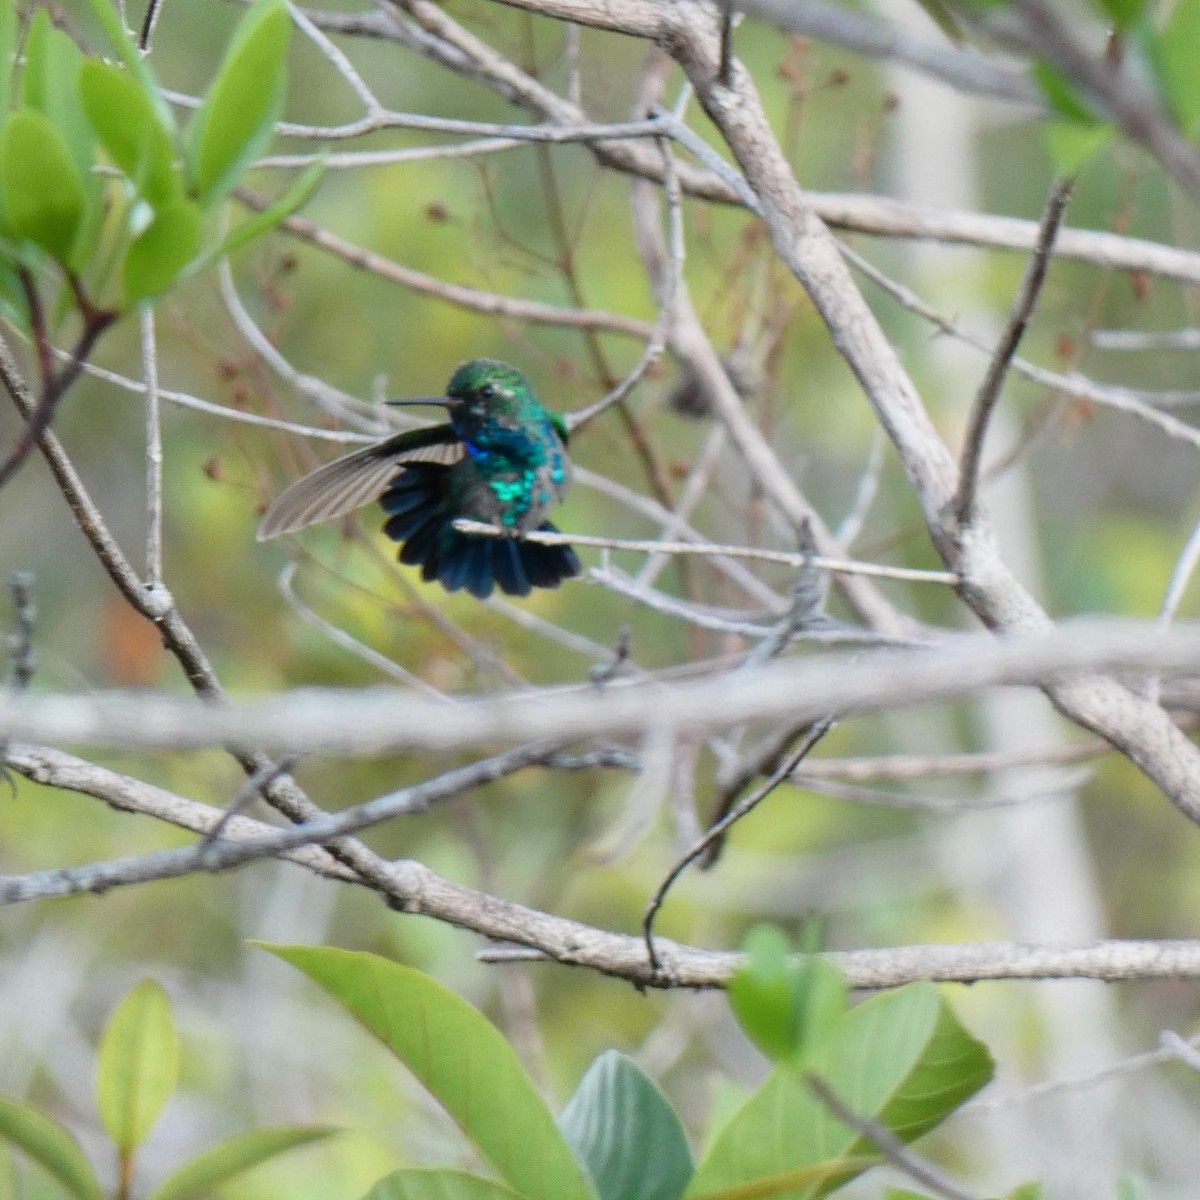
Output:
386,396,464,409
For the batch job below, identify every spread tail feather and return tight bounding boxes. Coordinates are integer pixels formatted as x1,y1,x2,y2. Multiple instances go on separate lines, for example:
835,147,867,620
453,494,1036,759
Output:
380,466,580,599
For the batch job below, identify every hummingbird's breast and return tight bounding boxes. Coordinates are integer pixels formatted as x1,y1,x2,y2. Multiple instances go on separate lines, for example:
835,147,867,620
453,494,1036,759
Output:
455,417,570,534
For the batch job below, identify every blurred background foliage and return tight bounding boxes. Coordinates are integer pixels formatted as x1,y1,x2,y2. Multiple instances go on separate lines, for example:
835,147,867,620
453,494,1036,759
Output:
3,0,1200,1197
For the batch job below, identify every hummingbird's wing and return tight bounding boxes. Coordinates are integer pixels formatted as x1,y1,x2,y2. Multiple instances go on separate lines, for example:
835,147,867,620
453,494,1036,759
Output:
257,424,464,540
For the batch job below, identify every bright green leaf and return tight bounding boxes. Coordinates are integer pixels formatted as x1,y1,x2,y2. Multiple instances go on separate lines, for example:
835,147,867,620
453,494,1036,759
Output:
184,158,323,279
686,983,993,1200
559,1051,692,1200
262,944,596,1200
123,199,202,305
0,110,85,262
187,0,291,203
728,928,802,1062
0,0,16,119
150,1126,337,1200
80,60,180,208
0,1096,104,1200
1094,0,1145,29
21,13,95,181
361,1169,524,1200
97,979,180,1152
729,931,847,1066
1044,120,1114,174
790,961,847,1063
81,0,173,129
1158,0,1200,135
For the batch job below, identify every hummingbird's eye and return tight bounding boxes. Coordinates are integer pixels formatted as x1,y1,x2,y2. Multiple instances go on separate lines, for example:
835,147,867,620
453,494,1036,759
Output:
479,383,496,400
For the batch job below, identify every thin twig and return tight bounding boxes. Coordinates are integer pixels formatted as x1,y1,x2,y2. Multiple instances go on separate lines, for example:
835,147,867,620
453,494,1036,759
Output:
452,520,960,584
7,574,36,692
140,308,165,589
643,719,835,970
138,0,165,49
954,177,1072,523
0,278,117,493
199,756,303,852
804,1073,981,1200
569,132,683,431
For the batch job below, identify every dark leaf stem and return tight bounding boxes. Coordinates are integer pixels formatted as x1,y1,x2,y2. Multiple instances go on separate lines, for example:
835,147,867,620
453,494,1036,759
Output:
0,275,117,493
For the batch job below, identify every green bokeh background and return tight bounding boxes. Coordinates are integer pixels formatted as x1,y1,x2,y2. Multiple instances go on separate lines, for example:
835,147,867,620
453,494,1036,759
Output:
3,1,1200,1196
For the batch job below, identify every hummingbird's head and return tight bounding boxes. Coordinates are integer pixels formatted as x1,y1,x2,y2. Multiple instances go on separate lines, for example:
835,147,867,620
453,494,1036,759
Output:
388,359,541,437
444,358,535,425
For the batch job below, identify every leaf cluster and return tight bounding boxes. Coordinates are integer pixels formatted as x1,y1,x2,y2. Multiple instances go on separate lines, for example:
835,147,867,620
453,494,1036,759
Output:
264,940,996,1200
0,979,333,1199
0,0,318,322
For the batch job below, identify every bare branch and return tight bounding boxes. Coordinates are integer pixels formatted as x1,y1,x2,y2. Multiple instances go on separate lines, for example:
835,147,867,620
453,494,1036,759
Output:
954,177,1073,524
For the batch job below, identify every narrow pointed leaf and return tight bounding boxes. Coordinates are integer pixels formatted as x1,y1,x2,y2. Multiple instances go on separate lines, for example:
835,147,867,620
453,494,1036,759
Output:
97,979,180,1152
150,1126,336,1200
263,944,595,1200
80,60,179,208
184,159,322,280
1032,62,1098,125
559,1051,692,1200
0,110,84,261
187,0,291,203
686,983,992,1200
123,199,202,305
0,1096,104,1200
361,1169,524,1200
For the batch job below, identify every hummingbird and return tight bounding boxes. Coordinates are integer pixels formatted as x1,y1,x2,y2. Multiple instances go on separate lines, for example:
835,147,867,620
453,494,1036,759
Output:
257,358,581,599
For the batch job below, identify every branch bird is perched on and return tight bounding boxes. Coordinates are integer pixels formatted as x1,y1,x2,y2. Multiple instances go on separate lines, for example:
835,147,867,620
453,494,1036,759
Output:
258,359,581,599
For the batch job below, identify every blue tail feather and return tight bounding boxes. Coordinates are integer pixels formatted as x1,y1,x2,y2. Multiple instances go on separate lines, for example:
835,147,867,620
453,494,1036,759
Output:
378,466,580,599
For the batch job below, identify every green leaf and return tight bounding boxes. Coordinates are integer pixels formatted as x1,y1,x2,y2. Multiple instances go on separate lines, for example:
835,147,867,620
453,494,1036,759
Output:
0,254,30,329
150,1126,337,1200
97,979,180,1152
123,198,202,305
0,1096,104,1200
0,110,85,262
184,158,322,279
685,983,993,1200
1157,0,1200,135
1005,1185,1044,1200
80,60,180,208
1032,62,1099,125
728,930,847,1065
682,1158,876,1200
729,928,802,1062
1044,120,1114,174
1093,0,1145,30
262,944,596,1200
186,0,291,203
559,1051,692,1200
21,12,95,181
361,1169,524,1200
81,0,173,129
0,0,16,120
